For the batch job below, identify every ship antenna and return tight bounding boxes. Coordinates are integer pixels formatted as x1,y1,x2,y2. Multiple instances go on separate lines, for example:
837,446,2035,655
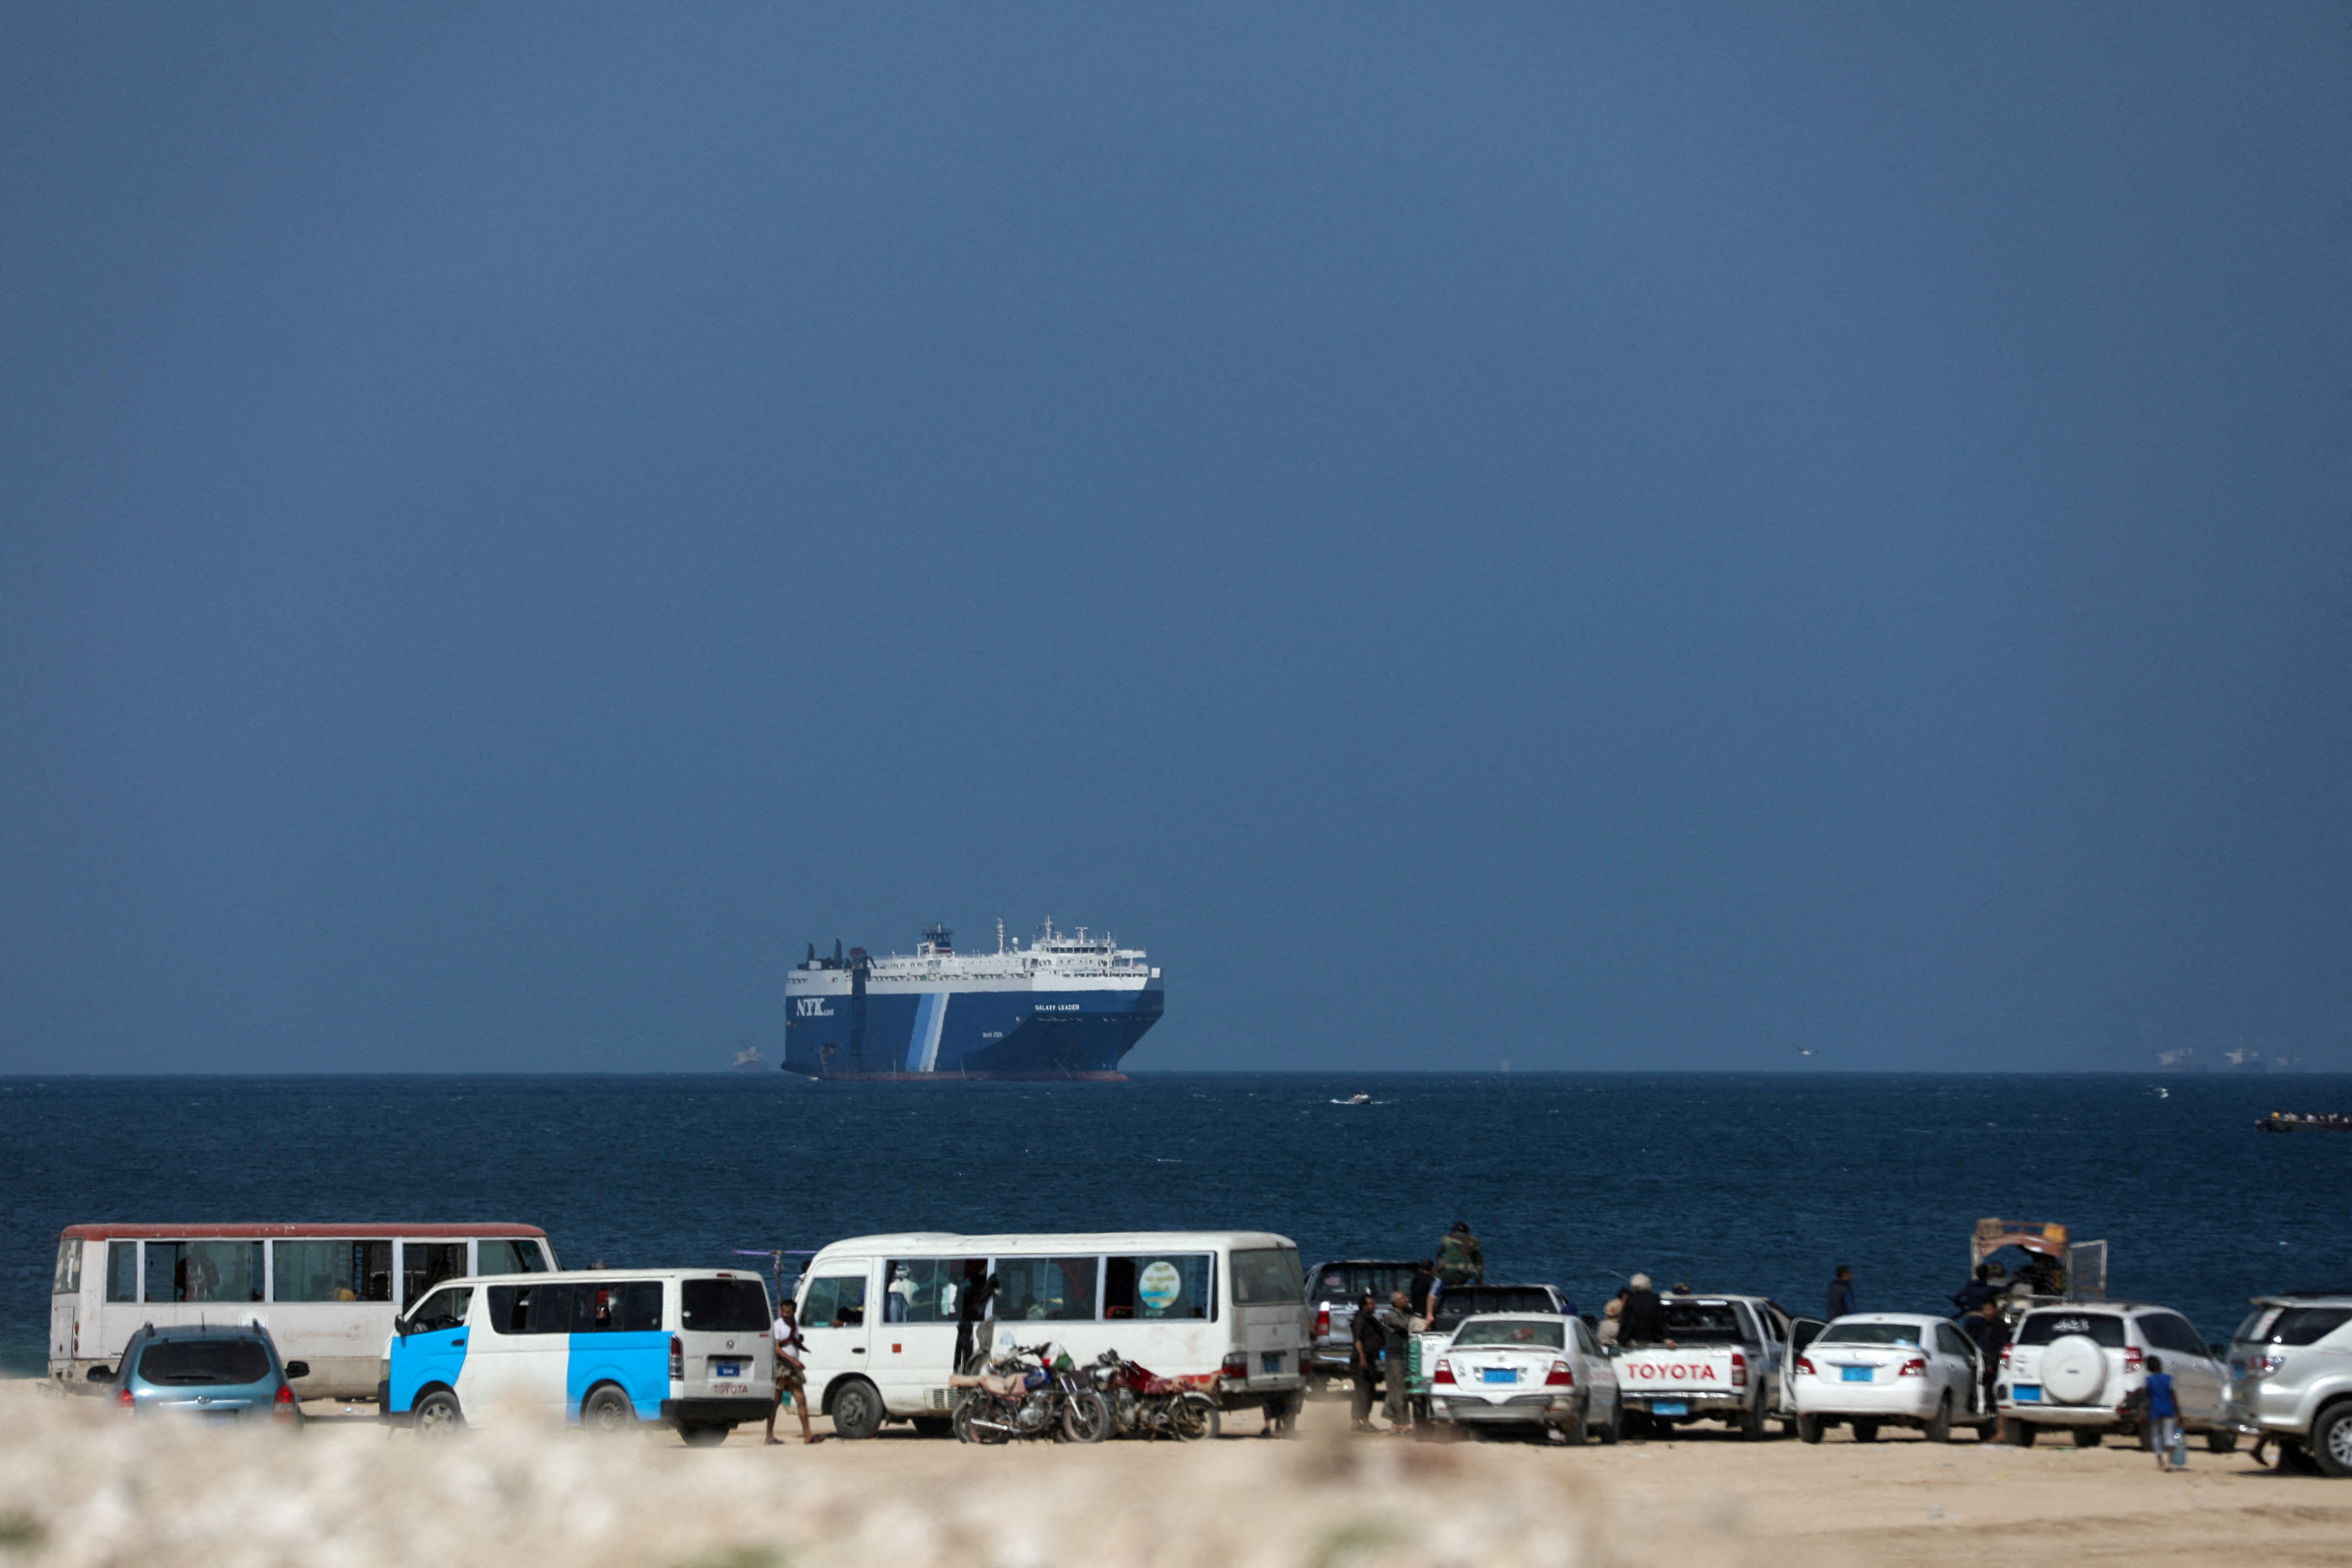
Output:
995,917,1006,955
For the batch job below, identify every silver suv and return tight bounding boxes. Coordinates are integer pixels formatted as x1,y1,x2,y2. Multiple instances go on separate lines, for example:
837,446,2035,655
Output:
1996,1302,2234,1449
2229,1295,2352,1476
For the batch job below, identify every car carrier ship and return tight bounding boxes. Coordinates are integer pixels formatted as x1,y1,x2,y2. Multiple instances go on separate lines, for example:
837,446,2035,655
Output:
781,919,1163,1081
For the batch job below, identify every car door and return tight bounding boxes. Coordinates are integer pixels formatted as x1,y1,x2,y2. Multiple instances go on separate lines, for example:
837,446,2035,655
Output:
1779,1316,1827,1413
2159,1313,2222,1423
798,1263,874,1398
1573,1317,1618,1419
1932,1323,1979,1416
389,1285,472,1413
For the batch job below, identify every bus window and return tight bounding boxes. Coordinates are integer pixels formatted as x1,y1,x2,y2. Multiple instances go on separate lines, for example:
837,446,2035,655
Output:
144,1241,264,1304
1231,1248,1304,1305
402,1243,467,1308
578,1281,661,1332
107,1242,138,1303
52,1239,82,1297
273,1240,393,1302
1104,1254,1213,1321
477,1238,549,1275
996,1258,1101,1322
803,1273,867,1328
884,1258,984,1323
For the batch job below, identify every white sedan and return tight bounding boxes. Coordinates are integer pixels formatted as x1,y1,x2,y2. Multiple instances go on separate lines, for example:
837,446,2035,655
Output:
1429,1313,1622,1443
1790,1313,1993,1442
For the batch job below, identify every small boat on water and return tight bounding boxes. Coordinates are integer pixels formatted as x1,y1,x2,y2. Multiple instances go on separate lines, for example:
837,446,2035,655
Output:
2256,1111,2352,1133
1333,1093,1372,1106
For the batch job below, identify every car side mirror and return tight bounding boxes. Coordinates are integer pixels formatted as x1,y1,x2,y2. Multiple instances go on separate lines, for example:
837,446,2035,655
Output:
87,1366,114,1383
284,1361,310,1380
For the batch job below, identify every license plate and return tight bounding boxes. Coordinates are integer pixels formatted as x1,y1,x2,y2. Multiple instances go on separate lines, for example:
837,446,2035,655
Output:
714,1361,743,1377
1483,1367,1518,1385
1841,1366,1874,1383
1262,1353,1281,1374
1652,1400,1687,1416
711,1382,749,1396
2012,1385,2042,1403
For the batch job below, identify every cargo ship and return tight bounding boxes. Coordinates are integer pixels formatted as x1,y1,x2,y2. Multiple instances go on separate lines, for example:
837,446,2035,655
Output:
781,919,1162,1081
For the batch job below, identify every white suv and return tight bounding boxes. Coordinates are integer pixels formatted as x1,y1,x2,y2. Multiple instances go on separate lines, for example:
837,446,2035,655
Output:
1997,1303,2235,1450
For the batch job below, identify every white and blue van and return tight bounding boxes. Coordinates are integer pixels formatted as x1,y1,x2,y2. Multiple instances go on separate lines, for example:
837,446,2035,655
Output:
380,1268,775,1445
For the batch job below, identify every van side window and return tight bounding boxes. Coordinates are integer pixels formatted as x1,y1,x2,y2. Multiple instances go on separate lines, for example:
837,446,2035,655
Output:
581,1281,662,1332
410,1287,473,1334
488,1284,559,1334
802,1274,868,1328
144,1241,264,1304
273,1240,394,1302
995,1258,1101,1322
477,1239,549,1275
1104,1255,1213,1321
107,1242,138,1303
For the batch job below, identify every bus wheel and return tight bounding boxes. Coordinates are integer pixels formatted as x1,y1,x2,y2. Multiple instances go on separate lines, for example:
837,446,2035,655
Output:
830,1377,885,1441
581,1385,635,1433
413,1390,464,1438
678,1423,729,1448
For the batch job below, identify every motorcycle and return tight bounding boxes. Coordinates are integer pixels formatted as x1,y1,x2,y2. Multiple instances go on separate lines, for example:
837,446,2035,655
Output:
1089,1349,1218,1441
949,1342,1114,1444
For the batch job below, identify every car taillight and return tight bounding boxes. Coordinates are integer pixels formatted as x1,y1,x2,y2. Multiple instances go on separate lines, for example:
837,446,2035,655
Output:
1796,1356,1816,1377
1545,1360,1574,1387
1315,1308,1330,1337
2000,1345,2013,1366
1433,1358,1456,1385
669,1337,684,1379
115,1385,135,1411
1898,1357,1926,1379
2123,1347,2144,1373
2250,1354,2285,1376
1221,1353,1248,1381
1729,1350,1748,1388
273,1382,298,1416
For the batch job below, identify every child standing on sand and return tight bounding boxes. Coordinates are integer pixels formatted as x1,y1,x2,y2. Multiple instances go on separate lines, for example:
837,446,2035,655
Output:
2143,1355,2183,1470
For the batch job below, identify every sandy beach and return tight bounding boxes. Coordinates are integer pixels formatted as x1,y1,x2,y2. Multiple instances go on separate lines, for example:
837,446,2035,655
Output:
7,1382,2340,1568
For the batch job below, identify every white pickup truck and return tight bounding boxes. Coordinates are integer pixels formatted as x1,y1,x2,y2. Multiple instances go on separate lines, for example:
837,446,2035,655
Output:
1613,1294,1824,1439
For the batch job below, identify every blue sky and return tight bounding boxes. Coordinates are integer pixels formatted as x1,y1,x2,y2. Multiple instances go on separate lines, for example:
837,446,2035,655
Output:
2,4,2345,1072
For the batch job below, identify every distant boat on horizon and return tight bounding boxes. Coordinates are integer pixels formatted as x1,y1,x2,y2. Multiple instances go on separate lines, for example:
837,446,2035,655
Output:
731,1043,765,1073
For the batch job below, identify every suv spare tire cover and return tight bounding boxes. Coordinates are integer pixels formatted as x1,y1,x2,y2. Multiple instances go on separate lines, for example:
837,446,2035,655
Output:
2040,1336,2107,1405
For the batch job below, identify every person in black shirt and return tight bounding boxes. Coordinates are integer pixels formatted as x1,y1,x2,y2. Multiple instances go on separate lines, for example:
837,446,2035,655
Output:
1350,1293,1386,1431
1620,1274,1665,1345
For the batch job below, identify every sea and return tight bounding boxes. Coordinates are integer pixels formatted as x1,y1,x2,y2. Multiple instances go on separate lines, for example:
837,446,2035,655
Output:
4,1071,2348,1376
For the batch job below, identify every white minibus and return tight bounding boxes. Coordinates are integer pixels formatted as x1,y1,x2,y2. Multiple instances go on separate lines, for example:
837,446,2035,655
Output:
795,1230,1307,1438
381,1267,775,1445
48,1222,556,1401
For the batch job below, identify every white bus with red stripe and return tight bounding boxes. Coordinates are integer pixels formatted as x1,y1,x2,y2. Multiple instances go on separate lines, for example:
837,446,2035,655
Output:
48,1222,556,1401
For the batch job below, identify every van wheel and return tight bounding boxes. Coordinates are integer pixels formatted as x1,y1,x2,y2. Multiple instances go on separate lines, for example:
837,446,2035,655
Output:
2073,1427,2101,1449
1925,1394,1954,1444
2312,1403,2352,1478
1797,1414,1825,1444
413,1390,464,1438
2205,1427,2238,1455
830,1377,884,1441
678,1423,728,1447
1850,1420,1880,1444
580,1385,635,1433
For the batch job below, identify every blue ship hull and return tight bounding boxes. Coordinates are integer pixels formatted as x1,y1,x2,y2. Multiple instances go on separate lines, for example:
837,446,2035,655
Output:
781,980,1163,1080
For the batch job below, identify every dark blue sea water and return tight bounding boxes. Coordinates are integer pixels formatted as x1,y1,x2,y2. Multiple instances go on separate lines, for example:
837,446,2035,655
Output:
4,1072,2347,1375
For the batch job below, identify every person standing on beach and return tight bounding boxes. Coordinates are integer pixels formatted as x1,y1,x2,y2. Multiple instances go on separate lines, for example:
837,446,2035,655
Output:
1826,1266,1857,1320
766,1297,815,1445
1350,1292,1386,1432
1621,1274,1664,1345
1435,1223,1484,1288
1380,1290,1414,1431
2144,1355,2184,1470
1959,1297,2005,1415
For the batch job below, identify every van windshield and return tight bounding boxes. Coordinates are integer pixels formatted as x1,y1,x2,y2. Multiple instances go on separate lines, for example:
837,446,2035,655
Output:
139,1339,271,1386
682,1279,770,1333
2015,1313,2126,1347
